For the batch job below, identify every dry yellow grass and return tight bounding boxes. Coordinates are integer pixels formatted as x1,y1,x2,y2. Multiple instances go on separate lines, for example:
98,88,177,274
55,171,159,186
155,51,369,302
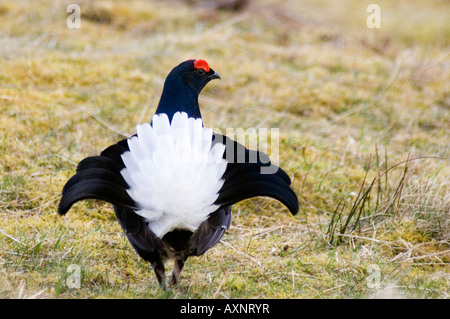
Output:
0,0,449,298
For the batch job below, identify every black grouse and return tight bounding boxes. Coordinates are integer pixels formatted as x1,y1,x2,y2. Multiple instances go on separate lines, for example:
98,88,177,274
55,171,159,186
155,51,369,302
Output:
58,59,299,288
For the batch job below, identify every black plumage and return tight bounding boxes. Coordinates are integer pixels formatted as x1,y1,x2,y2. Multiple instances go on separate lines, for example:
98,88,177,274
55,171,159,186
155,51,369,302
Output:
58,59,299,288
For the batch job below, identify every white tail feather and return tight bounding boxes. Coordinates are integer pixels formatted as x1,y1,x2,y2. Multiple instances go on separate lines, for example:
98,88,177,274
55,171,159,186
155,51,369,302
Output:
120,112,227,238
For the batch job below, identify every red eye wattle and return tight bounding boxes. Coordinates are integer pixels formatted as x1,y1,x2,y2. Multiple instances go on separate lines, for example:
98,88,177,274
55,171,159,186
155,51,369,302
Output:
193,59,210,73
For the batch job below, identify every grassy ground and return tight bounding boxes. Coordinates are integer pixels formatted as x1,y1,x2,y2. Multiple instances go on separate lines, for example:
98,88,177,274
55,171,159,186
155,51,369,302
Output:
0,0,449,298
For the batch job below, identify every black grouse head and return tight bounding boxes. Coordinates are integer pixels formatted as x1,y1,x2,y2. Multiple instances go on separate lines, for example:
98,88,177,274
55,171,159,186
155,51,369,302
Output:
156,59,220,120
166,59,220,94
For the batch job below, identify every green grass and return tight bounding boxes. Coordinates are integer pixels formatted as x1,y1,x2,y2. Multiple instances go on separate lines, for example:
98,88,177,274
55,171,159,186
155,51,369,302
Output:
0,0,449,298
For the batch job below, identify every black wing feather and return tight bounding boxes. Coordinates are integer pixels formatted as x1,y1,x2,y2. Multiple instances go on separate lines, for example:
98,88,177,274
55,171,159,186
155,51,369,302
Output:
190,206,232,256
213,133,299,215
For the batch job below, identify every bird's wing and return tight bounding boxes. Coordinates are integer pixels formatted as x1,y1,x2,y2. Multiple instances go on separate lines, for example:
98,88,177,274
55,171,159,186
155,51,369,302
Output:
190,206,232,256
212,133,299,215
114,205,164,262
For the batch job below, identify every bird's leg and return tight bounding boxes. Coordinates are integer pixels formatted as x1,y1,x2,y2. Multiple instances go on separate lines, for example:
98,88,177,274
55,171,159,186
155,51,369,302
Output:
151,260,167,290
170,258,186,286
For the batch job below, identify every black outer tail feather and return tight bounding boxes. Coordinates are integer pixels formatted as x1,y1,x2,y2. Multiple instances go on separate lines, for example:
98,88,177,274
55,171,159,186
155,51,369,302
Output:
57,139,138,215
57,172,137,215
217,171,298,215
213,133,299,215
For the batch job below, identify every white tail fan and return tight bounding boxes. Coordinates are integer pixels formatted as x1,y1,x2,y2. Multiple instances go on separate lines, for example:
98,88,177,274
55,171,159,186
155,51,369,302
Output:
120,112,227,238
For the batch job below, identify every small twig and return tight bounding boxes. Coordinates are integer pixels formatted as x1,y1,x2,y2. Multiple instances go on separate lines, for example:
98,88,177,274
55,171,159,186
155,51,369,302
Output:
322,283,345,293
56,99,130,137
390,242,426,262
0,228,25,246
220,240,262,267
88,111,130,137
137,102,153,124
17,280,26,299
401,250,450,262
212,274,228,299
28,288,48,299
335,233,383,243
251,225,284,238
194,13,249,43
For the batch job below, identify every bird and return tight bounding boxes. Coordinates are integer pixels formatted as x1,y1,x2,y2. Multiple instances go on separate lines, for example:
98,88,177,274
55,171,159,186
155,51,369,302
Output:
58,59,299,289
